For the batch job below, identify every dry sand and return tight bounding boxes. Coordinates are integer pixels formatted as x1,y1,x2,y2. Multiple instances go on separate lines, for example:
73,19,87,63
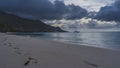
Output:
0,33,120,68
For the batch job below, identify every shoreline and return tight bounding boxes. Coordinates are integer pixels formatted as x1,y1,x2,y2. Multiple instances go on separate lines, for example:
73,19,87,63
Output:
7,32,120,51
0,33,120,68
9,32,120,51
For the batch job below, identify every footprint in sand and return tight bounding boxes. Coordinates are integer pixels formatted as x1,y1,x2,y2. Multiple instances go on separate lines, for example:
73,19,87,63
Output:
14,51,22,55
14,47,20,50
7,43,13,47
3,41,23,55
24,57,38,66
83,60,99,67
13,47,23,55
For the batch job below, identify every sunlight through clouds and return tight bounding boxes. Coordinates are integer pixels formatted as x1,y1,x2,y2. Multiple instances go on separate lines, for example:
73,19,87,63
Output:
44,17,117,31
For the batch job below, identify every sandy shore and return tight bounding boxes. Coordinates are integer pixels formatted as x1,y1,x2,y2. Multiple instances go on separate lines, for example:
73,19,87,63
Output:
0,33,120,68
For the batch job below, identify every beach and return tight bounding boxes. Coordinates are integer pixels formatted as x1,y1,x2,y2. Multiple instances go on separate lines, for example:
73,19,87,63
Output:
0,33,120,68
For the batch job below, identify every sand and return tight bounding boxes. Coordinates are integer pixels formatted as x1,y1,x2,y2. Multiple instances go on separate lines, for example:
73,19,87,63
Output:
0,33,120,68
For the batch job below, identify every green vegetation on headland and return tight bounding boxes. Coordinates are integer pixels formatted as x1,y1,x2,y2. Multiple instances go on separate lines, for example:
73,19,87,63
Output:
0,11,65,32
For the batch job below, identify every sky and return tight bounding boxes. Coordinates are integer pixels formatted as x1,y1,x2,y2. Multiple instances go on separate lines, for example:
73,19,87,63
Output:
0,0,116,19
50,0,115,11
0,0,88,20
46,0,120,31
0,0,120,31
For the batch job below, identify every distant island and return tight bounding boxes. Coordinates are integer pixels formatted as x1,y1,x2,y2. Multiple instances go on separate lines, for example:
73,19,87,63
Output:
0,11,65,32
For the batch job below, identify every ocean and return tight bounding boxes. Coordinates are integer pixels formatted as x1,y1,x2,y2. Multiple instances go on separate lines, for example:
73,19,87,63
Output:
11,32,120,51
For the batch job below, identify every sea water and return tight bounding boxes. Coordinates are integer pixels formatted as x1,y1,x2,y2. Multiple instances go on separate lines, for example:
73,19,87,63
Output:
11,32,120,51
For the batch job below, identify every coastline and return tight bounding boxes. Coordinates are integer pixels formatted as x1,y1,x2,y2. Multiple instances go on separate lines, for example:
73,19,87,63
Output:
0,33,120,68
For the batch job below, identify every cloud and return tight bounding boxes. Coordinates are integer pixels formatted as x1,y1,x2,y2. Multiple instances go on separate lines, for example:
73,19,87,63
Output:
44,18,117,30
95,0,120,21
0,0,87,20
55,0,115,11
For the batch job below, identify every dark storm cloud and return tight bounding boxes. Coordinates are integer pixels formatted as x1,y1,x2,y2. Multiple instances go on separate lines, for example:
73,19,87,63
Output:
66,4,88,19
0,0,87,20
95,0,120,21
